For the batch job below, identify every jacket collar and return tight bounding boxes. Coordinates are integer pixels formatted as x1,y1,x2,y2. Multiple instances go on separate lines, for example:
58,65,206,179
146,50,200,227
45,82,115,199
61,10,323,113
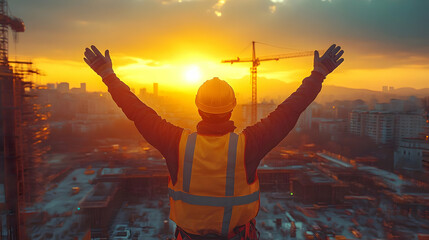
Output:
196,120,236,135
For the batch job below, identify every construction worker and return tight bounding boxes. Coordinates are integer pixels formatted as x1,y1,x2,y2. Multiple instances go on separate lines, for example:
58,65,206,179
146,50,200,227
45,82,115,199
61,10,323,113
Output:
84,43,344,240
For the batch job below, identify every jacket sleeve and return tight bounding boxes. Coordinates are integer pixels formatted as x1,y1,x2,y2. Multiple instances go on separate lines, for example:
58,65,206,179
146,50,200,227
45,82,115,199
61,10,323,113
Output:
102,74,183,183
242,71,325,183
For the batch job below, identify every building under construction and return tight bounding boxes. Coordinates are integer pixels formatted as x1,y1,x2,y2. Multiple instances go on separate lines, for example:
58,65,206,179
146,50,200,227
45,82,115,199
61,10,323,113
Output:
0,0,45,239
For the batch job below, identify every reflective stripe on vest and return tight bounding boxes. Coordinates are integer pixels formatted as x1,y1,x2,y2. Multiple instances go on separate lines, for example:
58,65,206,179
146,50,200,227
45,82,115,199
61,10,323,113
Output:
183,132,197,192
168,132,258,236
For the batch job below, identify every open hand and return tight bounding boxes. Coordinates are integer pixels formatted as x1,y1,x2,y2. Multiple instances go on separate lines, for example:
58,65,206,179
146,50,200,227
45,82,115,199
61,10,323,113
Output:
84,45,114,78
313,44,344,77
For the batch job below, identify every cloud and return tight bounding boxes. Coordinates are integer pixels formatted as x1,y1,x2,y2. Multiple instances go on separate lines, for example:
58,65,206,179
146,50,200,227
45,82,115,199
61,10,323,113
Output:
157,0,290,16
7,0,429,89
212,0,227,16
116,57,167,71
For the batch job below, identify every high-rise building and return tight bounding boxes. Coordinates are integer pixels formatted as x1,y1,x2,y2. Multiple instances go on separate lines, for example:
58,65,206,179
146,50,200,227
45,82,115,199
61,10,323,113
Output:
349,97,425,145
153,83,158,97
349,111,365,136
366,112,395,144
382,86,389,92
382,85,394,92
349,111,425,145
57,82,69,93
80,82,87,92
396,113,427,144
139,88,147,96
46,83,55,89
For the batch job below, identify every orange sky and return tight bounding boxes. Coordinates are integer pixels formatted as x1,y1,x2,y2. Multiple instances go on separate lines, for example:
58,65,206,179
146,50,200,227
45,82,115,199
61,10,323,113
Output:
8,0,429,97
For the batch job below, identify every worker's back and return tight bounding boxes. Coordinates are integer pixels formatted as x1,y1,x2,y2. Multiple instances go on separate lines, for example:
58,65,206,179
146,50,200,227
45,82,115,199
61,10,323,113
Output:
169,130,260,236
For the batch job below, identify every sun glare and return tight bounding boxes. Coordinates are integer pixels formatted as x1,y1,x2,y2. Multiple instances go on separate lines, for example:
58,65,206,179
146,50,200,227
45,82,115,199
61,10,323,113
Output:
184,65,202,84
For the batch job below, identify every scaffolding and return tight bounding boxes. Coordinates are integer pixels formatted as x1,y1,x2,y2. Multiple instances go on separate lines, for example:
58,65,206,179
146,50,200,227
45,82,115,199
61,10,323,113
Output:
0,0,41,239
1,61,41,240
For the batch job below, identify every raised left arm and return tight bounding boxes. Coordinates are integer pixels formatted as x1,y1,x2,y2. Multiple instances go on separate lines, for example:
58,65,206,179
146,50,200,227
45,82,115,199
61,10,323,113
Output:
84,45,183,182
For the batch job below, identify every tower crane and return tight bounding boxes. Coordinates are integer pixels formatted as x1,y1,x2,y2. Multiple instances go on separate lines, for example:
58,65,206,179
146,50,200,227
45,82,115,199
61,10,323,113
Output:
222,41,314,124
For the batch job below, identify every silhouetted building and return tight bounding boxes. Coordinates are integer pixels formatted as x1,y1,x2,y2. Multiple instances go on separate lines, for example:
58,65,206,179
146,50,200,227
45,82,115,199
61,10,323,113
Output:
57,82,69,93
153,83,158,97
139,88,147,98
80,82,86,92
382,86,389,92
382,85,394,92
46,83,55,89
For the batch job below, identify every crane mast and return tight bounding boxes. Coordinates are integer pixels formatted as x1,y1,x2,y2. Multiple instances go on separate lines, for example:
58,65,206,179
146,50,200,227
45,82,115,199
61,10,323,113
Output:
0,0,8,66
222,41,314,124
251,41,258,126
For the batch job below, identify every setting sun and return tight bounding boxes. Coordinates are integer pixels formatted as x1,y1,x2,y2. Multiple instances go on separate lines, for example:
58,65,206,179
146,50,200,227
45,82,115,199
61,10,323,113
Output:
184,65,202,84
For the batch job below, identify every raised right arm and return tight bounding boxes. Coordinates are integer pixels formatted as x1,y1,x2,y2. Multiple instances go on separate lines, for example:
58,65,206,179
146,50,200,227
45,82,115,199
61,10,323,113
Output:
242,44,344,183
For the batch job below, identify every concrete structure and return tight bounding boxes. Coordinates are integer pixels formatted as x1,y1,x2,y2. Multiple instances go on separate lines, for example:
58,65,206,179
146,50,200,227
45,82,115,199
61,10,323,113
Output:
382,85,394,92
349,111,365,136
382,86,388,92
394,137,429,170
56,82,70,93
396,113,426,144
349,111,426,145
293,169,346,204
139,88,147,98
394,113,429,171
78,182,121,238
153,82,158,97
366,111,395,144
80,82,86,92
46,83,55,89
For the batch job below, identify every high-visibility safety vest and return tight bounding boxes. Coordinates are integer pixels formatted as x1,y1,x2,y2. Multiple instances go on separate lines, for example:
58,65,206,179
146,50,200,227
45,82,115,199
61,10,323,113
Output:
168,130,260,237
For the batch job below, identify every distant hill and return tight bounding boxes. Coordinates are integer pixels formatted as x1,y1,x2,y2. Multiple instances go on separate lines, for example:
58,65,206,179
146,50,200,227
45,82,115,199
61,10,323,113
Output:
390,87,429,96
228,76,429,104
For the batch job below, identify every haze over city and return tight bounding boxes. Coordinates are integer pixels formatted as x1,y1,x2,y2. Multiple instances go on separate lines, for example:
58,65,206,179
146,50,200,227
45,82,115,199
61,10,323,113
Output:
2,0,429,239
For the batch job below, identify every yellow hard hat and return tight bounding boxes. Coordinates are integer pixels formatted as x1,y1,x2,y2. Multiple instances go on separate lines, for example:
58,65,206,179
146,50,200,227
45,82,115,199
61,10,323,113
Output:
195,77,236,114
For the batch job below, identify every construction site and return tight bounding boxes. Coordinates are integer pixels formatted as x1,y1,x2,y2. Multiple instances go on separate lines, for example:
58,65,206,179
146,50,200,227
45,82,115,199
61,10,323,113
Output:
5,142,428,239
1,0,429,240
